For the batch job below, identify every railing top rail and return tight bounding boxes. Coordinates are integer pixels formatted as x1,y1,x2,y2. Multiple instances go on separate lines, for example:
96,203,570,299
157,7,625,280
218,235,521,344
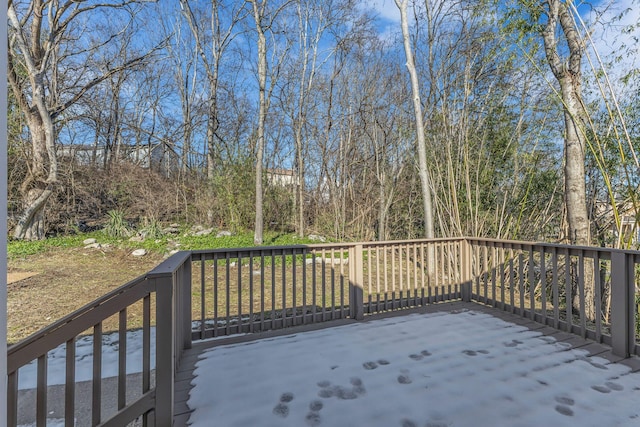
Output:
190,243,353,257
8,273,149,357
465,236,640,256
361,237,467,247
189,238,469,258
8,278,153,373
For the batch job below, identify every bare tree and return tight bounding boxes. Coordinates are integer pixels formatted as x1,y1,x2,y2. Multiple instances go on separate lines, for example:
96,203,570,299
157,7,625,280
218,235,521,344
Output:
179,0,247,180
8,0,155,239
249,0,268,244
542,0,590,246
247,0,292,244
540,0,594,319
395,0,435,239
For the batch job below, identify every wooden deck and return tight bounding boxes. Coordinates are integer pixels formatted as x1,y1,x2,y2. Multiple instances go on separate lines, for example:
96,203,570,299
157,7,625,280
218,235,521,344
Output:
173,300,640,426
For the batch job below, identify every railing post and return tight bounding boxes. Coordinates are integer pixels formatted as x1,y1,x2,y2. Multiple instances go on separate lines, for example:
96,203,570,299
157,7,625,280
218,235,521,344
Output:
610,251,634,358
461,239,472,302
349,244,364,320
154,273,175,426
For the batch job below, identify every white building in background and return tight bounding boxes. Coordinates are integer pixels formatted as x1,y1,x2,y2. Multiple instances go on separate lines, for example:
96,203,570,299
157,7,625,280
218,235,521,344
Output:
57,143,179,172
266,168,299,187
594,200,639,245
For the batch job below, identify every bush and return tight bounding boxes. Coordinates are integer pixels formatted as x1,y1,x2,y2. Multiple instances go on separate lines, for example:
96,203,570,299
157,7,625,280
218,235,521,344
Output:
104,209,131,238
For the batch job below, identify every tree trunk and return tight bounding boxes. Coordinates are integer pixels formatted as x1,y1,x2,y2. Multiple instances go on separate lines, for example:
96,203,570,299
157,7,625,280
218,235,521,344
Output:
395,0,435,239
13,187,52,240
542,0,594,320
251,0,267,245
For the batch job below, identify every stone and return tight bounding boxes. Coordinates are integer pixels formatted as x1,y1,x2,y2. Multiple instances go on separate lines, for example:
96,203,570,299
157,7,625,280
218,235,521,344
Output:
132,249,147,257
129,235,144,242
216,230,232,238
84,243,101,249
195,228,214,236
308,234,326,242
82,238,97,245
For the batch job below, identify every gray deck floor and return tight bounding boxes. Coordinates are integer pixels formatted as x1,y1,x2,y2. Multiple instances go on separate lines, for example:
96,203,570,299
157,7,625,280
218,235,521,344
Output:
173,300,640,426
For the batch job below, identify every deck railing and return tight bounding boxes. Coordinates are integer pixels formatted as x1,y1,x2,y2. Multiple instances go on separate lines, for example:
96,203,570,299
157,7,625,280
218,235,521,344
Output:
466,238,639,357
6,238,639,426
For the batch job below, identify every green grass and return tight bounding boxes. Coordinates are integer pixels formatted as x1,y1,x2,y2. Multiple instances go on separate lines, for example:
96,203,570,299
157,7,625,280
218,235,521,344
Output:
8,233,103,258
7,228,332,259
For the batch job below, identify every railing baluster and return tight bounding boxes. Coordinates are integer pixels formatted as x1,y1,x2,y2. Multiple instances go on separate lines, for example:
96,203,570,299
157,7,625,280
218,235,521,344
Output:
483,246,489,304
261,252,266,330
8,369,18,427
398,244,404,307
250,252,254,333
282,251,287,327
340,247,346,318
312,250,317,322
439,242,444,292
420,243,425,305
565,249,572,333
517,252,525,316
200,253,206,340
499,245,505,310
226,253,231,336
331,248,336,319
475,245,481,298
65,338,76,427
383,247,388,310
271,251,276,327
302,248,307,323
540,247,547,323
92,323,102,426
322,249,327,321
552,247,559,329
578,252,586,338
529,248,535,320
413,244,419,305
390,245,395,310
143,295,151,395
367,246,372,313
435,243,440,290
509,250,515,314
213,253,218,337
36,354,47,427
491,244,497,307
594,253,602,342
118,308,127,410
291,249,296,325
238,253,243,334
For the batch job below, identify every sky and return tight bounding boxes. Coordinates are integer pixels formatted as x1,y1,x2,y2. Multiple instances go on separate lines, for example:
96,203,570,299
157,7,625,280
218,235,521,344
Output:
586,0,640,81
187,309,640,427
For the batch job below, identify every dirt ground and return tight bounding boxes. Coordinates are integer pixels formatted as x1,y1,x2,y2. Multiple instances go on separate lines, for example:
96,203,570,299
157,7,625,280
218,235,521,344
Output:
7,246,164,344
